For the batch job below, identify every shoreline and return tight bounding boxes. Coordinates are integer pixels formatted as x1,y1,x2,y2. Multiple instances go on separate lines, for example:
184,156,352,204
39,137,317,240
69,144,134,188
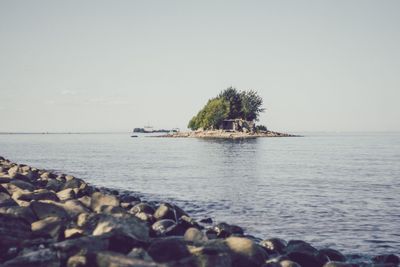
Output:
0,156,398,267
157,130,301,139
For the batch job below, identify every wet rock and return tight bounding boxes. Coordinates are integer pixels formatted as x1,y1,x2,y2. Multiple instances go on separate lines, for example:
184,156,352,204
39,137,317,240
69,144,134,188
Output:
67,254,87,267
77,195,91,209
184,227,208,242
151,219,178,237
62,178,83,190
87,251,159,267
41,172,56,179
130,202,155,215
119,194,140,203
13,189,59,202
260,238,287,255
62,200,90,219
1,248,60,267
209,222,244,238
372,254,400,265
154,203,176,221
0,205,37,223
147,237,191,263
135,211,155,223
56,188,76,201
32,216,65,240
98,205,126,215
30,201,70,220
225,236,268,267
127,247,152,261
319,248,346,262
8,179,35,192
0,192,18,207
284,240,326,267
91,192,120,212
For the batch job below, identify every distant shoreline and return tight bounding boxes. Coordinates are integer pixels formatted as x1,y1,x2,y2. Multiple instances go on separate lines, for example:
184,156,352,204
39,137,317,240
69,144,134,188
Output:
157,130,301,139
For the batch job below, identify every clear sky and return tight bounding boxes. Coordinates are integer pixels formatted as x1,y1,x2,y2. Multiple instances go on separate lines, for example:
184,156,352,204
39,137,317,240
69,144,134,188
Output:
0,0,399,133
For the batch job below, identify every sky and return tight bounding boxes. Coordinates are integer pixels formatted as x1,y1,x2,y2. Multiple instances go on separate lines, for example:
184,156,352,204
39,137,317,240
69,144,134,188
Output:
0,0,399,133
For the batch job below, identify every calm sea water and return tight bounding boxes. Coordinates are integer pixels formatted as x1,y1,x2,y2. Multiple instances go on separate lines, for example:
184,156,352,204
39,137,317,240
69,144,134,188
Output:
0,132,399,256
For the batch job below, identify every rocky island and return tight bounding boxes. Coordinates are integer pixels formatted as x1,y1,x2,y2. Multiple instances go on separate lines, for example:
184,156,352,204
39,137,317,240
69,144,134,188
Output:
160,88,299,139
0,156,398,267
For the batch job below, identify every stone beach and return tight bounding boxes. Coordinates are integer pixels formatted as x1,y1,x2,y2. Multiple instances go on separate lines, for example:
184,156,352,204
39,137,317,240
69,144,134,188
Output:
0,156,398,267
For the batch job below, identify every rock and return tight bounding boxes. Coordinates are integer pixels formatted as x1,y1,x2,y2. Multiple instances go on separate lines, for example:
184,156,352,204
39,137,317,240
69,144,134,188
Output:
0,214,32,260
91,192,120,212
260,238,287,255
64,228,84,239
87,251,159,267
0,205,38,223
31,216,65,240
1,248,60,267
372,254,400,265
136,211,155,223
46,179,64,192
119,194,140,203
8,179,35,192
154,203,176,221
0,192,18,207
77,213,90,227
184,227,208,242
179,215,203,230
56,188,76,201
30,201,69,220
77,195,91,208
208,222,244,238
225,236,267,267
52,236,109,256
62,178,83,190
67,254,87,267
279,260,302,267
98,205,126,215
128,248,152,261
61,200,90,219
151,219,178,237
319,248,346,262
147,237,191,263
13,189,59,202
322,262,354,267
79,213,149,253
41,172,56,179
65,175,75,181
130,202,155,215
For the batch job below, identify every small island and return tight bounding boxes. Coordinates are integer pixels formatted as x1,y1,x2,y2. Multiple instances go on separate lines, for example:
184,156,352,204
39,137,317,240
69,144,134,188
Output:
163,87,299,139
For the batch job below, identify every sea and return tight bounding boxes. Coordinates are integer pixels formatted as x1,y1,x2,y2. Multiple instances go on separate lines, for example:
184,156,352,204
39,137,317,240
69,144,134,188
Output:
0,132,399,258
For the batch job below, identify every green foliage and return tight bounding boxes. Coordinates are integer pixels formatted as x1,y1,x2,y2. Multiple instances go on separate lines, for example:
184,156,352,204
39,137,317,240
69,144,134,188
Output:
188,87,265,130
255,124,268,132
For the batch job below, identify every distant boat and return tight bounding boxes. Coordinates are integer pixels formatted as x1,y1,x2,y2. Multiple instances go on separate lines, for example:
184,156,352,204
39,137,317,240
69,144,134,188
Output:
130,135,138,138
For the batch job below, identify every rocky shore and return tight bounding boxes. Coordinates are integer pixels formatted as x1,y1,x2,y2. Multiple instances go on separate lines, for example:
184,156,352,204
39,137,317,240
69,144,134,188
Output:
0,156,398,267
159,130,300,139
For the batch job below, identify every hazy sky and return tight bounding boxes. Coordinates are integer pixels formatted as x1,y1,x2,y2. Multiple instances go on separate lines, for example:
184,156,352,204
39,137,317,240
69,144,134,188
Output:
0,1,399,132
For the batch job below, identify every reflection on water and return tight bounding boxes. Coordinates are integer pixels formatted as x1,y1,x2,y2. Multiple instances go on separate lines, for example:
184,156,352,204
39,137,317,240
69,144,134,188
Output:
0,132,399,256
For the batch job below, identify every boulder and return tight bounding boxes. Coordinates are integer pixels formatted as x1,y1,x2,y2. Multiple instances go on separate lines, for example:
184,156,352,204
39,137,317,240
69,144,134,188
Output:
322,262,354,267
64,228,84,239
147,237,191,263
208,222,244,238
280,260,302,267
87,251,160,267
62,179,84,190
130,202,155,215
151,219,179,237
31,216,65,240
46,179,64,192
8,179,35,192
90,192,120,212
61,200,90,219
30,201,69,220
66,254,87,267
56,188,76,201
260,238,287,255
52,235,109,257
13,189,59,202
0,192,18,207
318,248,346,262
135,211,155,223
98,205,126,215
184,227,208,243
154,203,176,221
1,248,60,267
0,214,32,260
0,205,38,223
77,195,91,209
225,236,268,267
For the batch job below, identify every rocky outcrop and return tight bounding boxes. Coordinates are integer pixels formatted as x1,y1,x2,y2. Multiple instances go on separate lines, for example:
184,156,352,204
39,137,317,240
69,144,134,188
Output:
0,157,397,267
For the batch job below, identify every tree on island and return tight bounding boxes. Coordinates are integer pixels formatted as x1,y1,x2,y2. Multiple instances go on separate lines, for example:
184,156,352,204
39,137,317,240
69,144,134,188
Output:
188,87,266,130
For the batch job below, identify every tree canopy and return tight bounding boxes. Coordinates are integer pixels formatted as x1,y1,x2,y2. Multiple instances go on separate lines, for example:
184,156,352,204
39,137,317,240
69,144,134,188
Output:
188,87,265,130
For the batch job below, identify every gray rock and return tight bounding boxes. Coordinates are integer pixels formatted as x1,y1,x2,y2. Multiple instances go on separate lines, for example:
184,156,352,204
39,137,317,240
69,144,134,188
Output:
64,228,84,239
32,216,64,240
2,248,60,267
88,251,160,267
13,189,59,202
130,202,155,215
91,192,120,212
208,222,244,239
0,205,38,223
0,214,32,260
154,203,176,221
46,179,64,192
319,248,346,262
30,201,70,220
135,211,155,223
52,235,109,257
0,192,18,207
151,219,177,236
372,254,400,265
8,179,36,192
225,236,268,267
56,188,76,201
61,200,90,219
66,254,87,267
323,262,354,267
98,205,126,215
77,195,91,208
147,237,191,263
280,260,302,267
62,178,83,190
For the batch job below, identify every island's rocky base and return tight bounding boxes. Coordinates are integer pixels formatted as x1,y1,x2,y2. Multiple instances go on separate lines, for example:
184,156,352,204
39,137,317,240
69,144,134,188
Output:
0,156,398,267
158,130,300,139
